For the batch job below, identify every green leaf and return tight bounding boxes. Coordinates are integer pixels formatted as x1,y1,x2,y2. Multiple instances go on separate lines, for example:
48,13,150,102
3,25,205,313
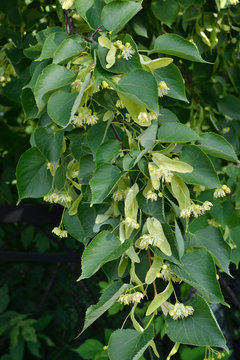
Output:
75,0,105,29
197,132,237,162
158,123,199,143
101,1,142,34
93,89,119,111
146,282,173,316
21,88,38,120
79,155,96,185
151,224,181,265
218,94,240,120
171,175,191,210
159,108,178,123
96,140,121,167
151,0,180,27
34,127,63,163
67,129,85,160
137,120,158,150
48,91,78,126
53,35,84,64
108,326,154,360
118,70,159,113
0,285,9,314
166,294,228,350
63,210,86,244
34,64,75,112
175,220,185,258
137,192,164,222
35,31,68,61
74,339,103,359
179,145,220,189
78,231,131,280
81,282,130,332
90,164,122,204
152,34,207,63
78,203,95,238
169,249,226,304
16,148,52,202
87,121,111,157
154,64,188,102
10,337,25,360
145,254,163,284
189,226,231,275
98,34,142,74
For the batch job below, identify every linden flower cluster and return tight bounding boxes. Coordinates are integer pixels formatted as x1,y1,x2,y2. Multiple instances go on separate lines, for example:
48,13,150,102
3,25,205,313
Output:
146,190,158,202
73,107,98,127
122,217,139,230
139,234,163,249
44,192,72,207
158,81,170,97
118,292,144,305
112,188,130,201
180,201,213,219
230,0,239,5
157,264,181,283
113,40,135,60
52,227,68,238
213,185,231,199
137,111,157,126
169,303,194,320
149,163,173,184
71,79,83,92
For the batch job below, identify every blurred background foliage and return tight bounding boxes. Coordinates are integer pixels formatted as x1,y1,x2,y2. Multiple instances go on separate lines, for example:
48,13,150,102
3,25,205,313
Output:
0,0,240,359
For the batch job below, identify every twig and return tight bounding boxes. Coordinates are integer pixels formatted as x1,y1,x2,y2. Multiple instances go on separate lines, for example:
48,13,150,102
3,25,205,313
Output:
64,10,78,35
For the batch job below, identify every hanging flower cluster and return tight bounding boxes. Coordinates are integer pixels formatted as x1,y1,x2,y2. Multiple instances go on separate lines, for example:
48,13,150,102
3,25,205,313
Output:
52,227,68,238
158,81,170,97
73,107,98,127
169,303,194,320
157,264,181,283
113,40,135,60
213,185,231,199
180,201,213,218
43,192,72,207
118,292,144,305
137,111,158,127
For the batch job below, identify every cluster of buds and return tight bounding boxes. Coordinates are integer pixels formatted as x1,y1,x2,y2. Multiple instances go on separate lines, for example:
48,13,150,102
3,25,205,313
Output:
169,302,194,320
52,227,68,238
43,192,72,207
113,188,129,201
73,107,98,127
122,217,139,230
71,78,83,92
213,185,231,199
180,201,213,219
118,292,144,305
158,81,170,97
113,40,135,60
230,0,239,4
157,264,181,283
137,111,157,127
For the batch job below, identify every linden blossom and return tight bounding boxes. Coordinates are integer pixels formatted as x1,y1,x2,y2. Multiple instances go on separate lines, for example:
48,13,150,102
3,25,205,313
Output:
158,81,170,97
118,292,144,306
60,0,75,10
169,303,194,320
214,184,231,199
